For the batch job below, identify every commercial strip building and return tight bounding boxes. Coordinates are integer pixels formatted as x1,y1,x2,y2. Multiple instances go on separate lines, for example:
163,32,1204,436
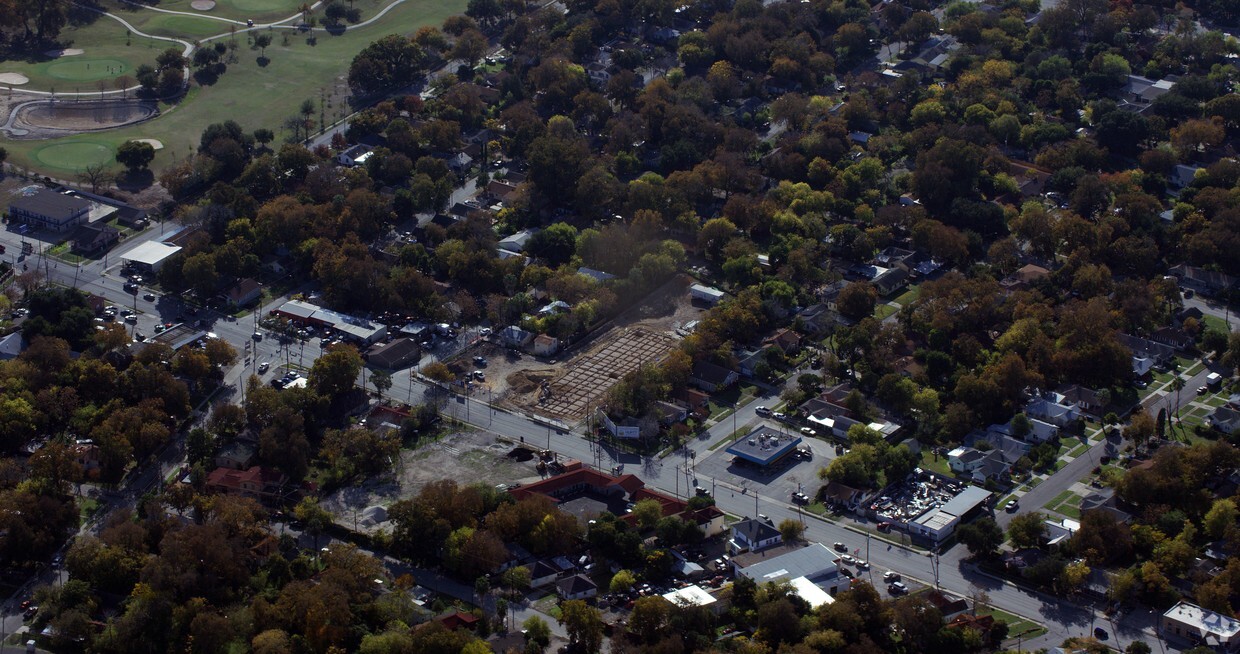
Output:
903,485,993,544
1162,601,1240,651
121,241,183,274
736,542,844,602
271,299,388,345
726,427,803,470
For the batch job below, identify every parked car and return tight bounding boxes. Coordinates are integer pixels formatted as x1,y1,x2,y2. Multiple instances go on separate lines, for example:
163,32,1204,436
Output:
1093,627,1107,640
799,427,816,436
1005,499,1019,513
887,581,908,595
473,356,487,365
258,362,270,373
755,406,772,416
124,314,138,324
883,571,900,582
833,542,847,552
473,370,485,381
253,332,263,341
772,412,788,421
840,554,856,565
143,292,156,301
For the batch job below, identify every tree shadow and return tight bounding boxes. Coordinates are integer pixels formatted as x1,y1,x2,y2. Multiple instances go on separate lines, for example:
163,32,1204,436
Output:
116,169,154,191
256,56,270,67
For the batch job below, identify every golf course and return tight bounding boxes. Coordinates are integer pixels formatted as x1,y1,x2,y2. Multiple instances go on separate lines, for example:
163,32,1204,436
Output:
0,0,466,175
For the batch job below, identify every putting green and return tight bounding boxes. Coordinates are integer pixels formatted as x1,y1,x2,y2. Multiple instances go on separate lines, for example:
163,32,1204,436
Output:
46,59,130,82
33,142,116,171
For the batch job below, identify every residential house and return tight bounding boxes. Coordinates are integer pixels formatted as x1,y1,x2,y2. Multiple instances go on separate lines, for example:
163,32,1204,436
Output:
1209,406,1240,435
873,267,909,296
484,180,520,205
797,303,847,335
0,332,24,360
653,401,688,425
557,574,598,600
730,518,782,554
685,505,727,538
214,442,256,470
435,611,480,631
763,328,802,354
337,144,373,167
500,326,535,349
947,447,985,474
925,591,970,619
577,267,616,283
532,334,560,356
1150,326,1194,351
1122,74,1176,105
528,560,560,588
672,388,711,416
821,481,867,511
498,229,537,255
736,348,767,378
72,223,120,255
225,278,263,308
1025,394,1080,428
206,466,287,501
1056,384,1106,416
71,441,102,473
690,361,738,392
1169,263,1237,296
1119,333,1177,367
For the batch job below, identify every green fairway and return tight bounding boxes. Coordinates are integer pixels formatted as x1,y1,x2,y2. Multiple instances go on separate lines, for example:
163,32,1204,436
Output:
139,14,234,39
32,141,117,171
157,0,310,22
2,0,467,175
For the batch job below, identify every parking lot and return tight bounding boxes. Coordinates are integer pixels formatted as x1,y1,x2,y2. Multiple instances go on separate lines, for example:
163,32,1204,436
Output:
691,423,842,505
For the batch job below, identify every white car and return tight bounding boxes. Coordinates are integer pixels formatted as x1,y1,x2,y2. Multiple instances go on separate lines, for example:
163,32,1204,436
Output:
755,406,772,416
772,412,788,421
841,554,856,565
799,427,816,436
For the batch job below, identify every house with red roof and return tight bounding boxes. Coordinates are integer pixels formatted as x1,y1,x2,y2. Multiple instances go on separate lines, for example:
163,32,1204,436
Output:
206,466,287,501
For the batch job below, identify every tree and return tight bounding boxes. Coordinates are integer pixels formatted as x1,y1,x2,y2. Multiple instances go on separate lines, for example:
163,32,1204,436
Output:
1126,642,1152,654
631,498,663,530
837,281,878,322
115,141,155,172
349,34,424,95
559,600,604,653
958,517,1004,558
1059,559,1091,593
1203,498,1237,539
609,569,636,593
778,518,804,542
1008,512,1048,549
77,162,113,193
423,362,454,384
294,497,334,550
1126,410,1155,449
310,344,362,398
523,616,551,653
253,33,273,59
527,222,579,266
371,370,392,397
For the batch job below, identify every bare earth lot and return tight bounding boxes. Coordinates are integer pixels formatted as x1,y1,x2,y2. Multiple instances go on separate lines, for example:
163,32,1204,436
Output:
445,276,706,425
320,429,542,530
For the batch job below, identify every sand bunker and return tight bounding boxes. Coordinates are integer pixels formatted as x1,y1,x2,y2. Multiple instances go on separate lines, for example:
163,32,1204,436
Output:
44,49,85,57
190,0,216,9
0,73,29,85
133,138,164,150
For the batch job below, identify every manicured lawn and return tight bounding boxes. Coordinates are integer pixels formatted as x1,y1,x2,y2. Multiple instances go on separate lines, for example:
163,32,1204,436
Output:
980,607,1047,640
892,285,920,307
873,303,898,320
919,454,953,477
1067,443,1088,458
137,0,306,23
1202,313,1233,335
4,0,469,175
1044,490,1073,508
32,139,117,171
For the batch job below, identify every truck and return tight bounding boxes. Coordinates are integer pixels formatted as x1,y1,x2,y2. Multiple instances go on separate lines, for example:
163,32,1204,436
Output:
1206,372,1223,390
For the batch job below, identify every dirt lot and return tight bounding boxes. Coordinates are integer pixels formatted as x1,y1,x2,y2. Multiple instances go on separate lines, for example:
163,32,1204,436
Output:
320,429,543,531
444,275,707,425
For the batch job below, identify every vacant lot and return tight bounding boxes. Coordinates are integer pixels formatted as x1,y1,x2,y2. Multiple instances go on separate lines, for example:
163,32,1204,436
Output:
320,429,542,530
